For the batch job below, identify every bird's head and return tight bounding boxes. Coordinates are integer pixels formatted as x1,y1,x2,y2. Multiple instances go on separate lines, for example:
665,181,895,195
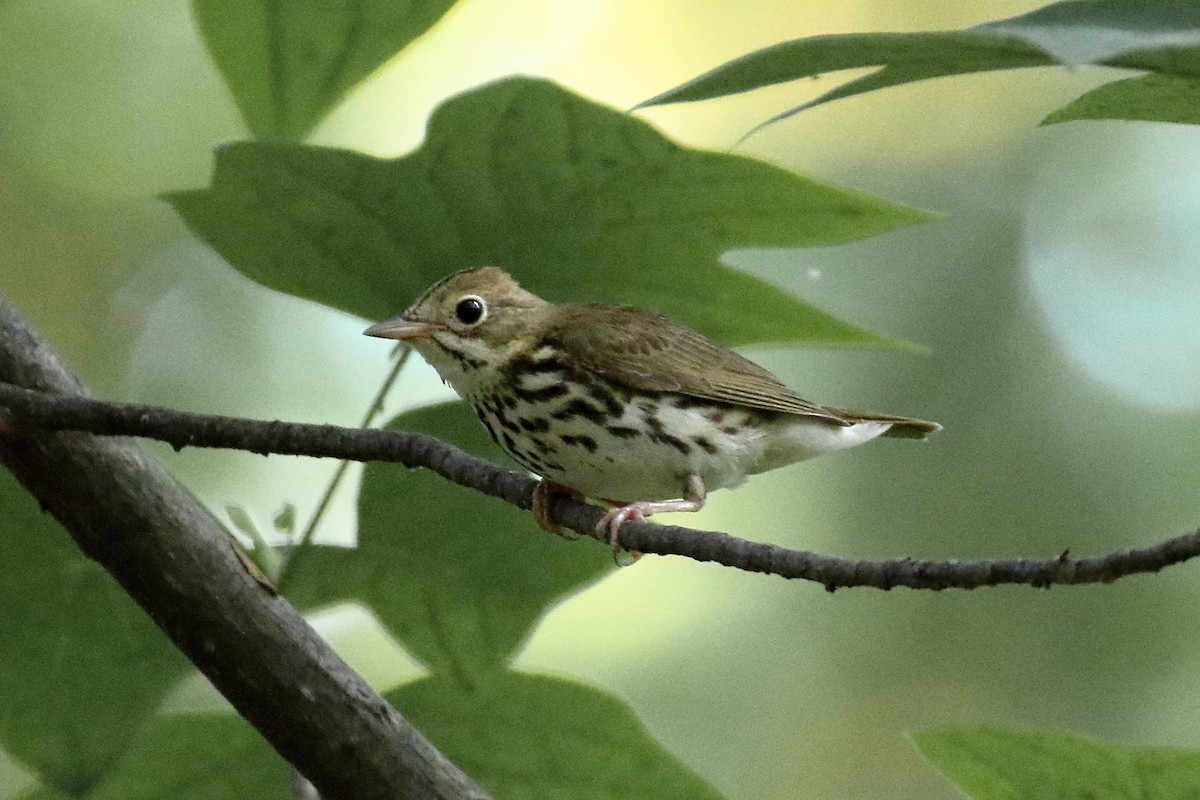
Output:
364,266,551,391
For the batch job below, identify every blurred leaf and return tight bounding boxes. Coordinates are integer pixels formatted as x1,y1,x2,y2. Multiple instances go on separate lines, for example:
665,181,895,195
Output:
1043,73,1200,125
640,32,1051,110
168,77,930,349
978,0,1200,66
285,402,612,677
90,714,291,800
225,504,283,580
192,0,461,140
393,673,725,800
0,473,189,796
273,502,297,535
225,503,258,539
912,727,1200,799
15,788,72,800
641,0,1200,132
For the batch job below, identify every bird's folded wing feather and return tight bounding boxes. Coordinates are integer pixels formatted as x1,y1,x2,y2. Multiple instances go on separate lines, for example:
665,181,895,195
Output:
551,304,851,423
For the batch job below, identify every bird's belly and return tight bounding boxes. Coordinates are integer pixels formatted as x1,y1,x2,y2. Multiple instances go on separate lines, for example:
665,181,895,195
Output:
470,389,771,502
534,423,763,502
752,415,893,473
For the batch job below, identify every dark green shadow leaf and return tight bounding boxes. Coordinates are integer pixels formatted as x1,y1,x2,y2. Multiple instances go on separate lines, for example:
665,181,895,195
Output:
168,77,931,349
15,788,72,800
192,0,461,140
285,402,613,678
90,714,290,800
912,727,1200,799
0,473,189,796
392,673,725,800
641,0,1200,132
1043,73,1200,125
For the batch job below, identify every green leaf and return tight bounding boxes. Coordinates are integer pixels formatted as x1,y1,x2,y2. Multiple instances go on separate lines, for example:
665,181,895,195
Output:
912,727,1200,799
979,0,1200,66
641,0,1200,131
225,505,283,581
285,402,613,678
393,673,726,800
14,788,72,800
90,714,291,800
639,32,1051,110
192,0,462,140
1043,73,1200,125
224,503,259,540
168,77,930,349
0,473,189,795
273,502,297,535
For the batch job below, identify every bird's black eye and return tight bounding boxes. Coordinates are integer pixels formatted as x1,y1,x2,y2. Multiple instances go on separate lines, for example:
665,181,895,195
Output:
454,295,486,326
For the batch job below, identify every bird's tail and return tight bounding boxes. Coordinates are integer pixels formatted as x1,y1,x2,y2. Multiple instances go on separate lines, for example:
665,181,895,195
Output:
830,408,942,440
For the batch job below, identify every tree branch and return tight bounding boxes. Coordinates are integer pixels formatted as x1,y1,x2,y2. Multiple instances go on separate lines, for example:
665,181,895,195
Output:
0,299,490,800
0,379,1195,591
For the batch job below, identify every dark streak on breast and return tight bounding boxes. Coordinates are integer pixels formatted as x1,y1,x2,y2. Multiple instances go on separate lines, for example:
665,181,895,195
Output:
550,398,606,425
559,434,599,453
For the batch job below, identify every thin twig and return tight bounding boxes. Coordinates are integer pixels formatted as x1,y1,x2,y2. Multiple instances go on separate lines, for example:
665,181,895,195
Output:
1,380,1195,591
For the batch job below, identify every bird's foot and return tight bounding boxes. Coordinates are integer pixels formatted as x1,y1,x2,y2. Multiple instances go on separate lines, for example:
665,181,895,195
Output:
596,503,647,565
531,480,582,538
596,476,707,564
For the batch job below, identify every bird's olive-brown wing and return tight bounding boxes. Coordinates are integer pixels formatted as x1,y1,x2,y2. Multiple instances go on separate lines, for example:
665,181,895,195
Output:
549,304,850,423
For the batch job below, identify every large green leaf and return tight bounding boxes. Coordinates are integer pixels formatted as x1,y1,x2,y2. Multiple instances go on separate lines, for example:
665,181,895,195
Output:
14,788,72,800
641,0,1200,132
192,0,461,140
285,402,613,678
912,727,1200,799
89,715,291,800
0,473,189,796
169,77,930,348
392,673,725,800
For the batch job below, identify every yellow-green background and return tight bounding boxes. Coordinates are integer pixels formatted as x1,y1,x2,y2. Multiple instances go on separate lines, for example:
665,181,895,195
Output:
3,1,1200,798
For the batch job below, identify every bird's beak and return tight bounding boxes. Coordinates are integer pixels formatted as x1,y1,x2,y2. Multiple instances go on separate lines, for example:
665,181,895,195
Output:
363,317,442,340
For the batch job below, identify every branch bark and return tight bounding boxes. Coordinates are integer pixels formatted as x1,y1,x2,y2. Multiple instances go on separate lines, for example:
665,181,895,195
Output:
1,375,1196,591
0,298,490,800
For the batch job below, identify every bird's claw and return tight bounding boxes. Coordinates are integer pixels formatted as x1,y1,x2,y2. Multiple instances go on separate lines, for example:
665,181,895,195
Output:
531,480,581,539
596,504,646,565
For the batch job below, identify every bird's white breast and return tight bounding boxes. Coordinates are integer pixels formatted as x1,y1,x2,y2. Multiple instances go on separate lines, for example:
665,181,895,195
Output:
413,338,894,503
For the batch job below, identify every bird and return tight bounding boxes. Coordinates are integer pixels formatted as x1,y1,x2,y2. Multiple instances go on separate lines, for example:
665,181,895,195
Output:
364,266,939,550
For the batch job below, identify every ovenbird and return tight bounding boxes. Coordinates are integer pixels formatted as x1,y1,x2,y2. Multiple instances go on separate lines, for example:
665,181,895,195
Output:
365,267,939,545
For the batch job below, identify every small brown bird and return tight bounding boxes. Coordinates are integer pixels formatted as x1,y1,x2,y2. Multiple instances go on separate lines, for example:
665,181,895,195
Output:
365,267,939,547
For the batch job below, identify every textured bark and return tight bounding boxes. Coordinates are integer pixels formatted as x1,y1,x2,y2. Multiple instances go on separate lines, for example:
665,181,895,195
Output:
0,296,489,800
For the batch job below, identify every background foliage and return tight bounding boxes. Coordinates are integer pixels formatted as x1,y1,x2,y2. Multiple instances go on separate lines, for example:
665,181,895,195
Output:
3,0,1200,798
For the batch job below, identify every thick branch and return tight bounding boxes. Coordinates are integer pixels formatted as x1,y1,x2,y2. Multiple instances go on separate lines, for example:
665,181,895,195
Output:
0,300,490,800
0,379,1195,591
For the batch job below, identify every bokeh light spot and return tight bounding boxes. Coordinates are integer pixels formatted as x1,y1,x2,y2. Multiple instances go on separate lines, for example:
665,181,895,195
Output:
1026,124,1200,411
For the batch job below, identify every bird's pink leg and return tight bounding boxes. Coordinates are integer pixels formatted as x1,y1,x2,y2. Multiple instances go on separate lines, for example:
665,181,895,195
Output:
597,475,707,555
